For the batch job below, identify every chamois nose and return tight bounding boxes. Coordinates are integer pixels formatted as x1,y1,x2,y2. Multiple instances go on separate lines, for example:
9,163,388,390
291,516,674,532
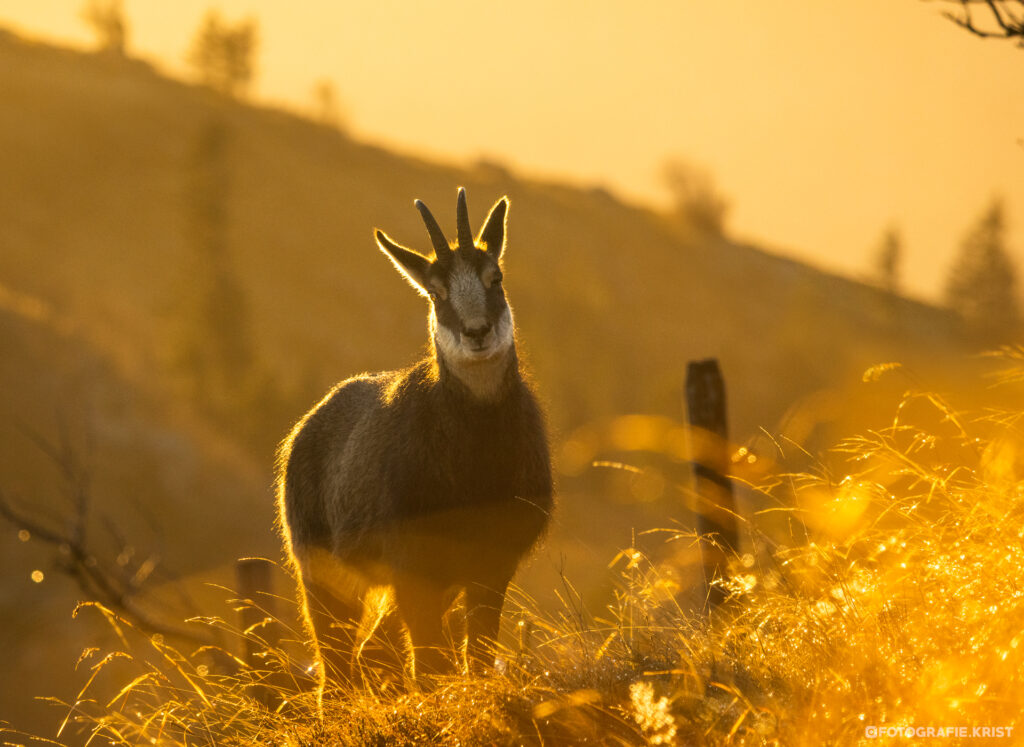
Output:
462,322,492,343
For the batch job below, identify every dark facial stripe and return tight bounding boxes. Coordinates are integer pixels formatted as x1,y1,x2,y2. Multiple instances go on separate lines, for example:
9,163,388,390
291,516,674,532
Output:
431,256,507,334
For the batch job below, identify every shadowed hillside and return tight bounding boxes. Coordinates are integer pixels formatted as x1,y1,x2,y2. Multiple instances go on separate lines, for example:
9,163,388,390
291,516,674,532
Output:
0,283,274,733
0,28,983,741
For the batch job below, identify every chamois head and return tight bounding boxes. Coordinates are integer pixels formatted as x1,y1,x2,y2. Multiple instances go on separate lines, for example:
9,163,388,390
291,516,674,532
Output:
375,188,514,368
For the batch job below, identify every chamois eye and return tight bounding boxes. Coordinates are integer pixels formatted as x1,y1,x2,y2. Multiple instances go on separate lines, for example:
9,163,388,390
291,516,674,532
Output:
492,271,503,286
427,281,448,301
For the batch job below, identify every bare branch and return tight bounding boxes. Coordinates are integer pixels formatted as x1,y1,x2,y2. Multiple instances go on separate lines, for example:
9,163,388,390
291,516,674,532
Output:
1,487,212,646
1,422,218,649
0,489,67,546
986,0,1016,32
935,0,1024,43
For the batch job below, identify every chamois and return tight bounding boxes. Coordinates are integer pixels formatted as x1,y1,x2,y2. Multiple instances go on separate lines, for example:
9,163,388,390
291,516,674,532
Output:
276,188,553,695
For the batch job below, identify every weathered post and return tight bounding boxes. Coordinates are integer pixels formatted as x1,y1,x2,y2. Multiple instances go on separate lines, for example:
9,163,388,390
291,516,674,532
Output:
235,557,278,667
685,359,739,609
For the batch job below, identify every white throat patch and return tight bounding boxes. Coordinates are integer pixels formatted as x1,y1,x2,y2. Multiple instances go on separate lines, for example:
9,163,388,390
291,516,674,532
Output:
431,305,515,400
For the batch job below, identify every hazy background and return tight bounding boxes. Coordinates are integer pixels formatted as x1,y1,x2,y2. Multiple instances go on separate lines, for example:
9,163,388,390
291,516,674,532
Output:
1,0,1021,298
0,1,1020,741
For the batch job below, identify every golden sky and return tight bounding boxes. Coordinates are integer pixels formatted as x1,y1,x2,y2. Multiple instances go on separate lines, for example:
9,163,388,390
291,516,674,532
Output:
1,0,1021,300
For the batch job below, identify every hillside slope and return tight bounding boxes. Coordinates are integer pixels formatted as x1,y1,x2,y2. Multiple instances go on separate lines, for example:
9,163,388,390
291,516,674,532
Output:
0,19,979,597
0,29,969,443
0,282,275,736
0,28,981,739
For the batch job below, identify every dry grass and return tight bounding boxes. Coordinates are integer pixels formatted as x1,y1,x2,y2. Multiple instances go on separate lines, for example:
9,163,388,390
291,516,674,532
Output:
9,354,1024,745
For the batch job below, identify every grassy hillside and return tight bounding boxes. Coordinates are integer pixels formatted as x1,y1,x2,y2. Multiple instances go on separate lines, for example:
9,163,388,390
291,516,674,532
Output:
17,364,1024,745
0,29,969,439
0,28,988,742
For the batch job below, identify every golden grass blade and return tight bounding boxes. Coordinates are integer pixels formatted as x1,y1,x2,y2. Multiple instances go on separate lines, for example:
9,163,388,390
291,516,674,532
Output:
105,672,156,709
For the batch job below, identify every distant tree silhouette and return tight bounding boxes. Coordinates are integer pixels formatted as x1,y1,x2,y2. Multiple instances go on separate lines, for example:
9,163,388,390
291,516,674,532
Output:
661,158,729,237
944,199,1021,343
80,0,127,56
187,10,258,98
170,120,292,452
312,79,345,130
873,226,902,295
936,0,1024,45
174,120,254,415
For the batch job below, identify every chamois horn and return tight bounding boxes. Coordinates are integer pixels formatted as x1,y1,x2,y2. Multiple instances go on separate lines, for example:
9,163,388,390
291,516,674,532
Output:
456,187,474,252
414,199,452,263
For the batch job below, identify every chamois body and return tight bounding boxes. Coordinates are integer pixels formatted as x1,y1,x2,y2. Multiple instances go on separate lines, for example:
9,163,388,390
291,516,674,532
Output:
276,189,553,694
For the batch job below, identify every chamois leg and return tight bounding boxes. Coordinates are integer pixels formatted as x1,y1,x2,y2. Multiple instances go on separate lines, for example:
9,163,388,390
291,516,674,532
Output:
465,578,510,672
350,587,406,691
393,576,455,680
296,562,363,702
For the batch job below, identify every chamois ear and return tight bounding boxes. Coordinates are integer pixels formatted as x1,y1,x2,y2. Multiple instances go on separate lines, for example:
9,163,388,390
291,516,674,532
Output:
375,229,432,296
477,197,509,260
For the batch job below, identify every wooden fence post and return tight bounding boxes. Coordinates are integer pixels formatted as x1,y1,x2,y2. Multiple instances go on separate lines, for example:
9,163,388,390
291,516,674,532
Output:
685,359,739,609
235,557,278,667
